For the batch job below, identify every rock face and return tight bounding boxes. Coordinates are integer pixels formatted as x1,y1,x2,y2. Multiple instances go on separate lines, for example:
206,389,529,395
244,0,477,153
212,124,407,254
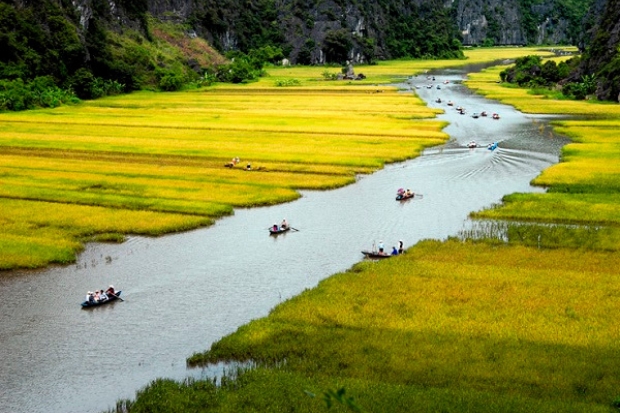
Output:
574,0,620,101
453,0,586,46
2,0,595,67
105,0,590,62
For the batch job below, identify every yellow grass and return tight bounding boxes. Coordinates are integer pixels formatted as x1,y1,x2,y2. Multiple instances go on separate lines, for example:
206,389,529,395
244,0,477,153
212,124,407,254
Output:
187,240,620,412
0,81,447,269
465,57,620,251
0,47,575,271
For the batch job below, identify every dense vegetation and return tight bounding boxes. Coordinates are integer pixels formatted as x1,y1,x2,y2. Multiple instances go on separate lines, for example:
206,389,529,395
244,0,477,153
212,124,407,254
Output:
518,0,594,44
499,54,600,100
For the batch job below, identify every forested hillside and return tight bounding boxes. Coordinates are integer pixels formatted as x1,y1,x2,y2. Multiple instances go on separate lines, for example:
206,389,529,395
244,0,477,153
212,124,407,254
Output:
0,0,610,110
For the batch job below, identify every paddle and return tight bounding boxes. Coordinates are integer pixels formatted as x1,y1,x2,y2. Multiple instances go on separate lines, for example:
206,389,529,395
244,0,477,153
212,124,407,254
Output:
290,227,299,231
108,292,124,302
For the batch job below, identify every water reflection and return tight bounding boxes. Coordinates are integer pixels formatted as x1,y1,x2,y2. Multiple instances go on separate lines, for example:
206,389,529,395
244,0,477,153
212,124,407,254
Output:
0,68,568,413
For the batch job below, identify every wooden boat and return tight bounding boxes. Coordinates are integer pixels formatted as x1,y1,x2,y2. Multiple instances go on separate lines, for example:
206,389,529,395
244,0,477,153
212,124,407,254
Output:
81,291,122,308
361,251,392,259
396,192,415,201
481,111,488,117
269,226,291,235
492,113,500,120
466,140,478,148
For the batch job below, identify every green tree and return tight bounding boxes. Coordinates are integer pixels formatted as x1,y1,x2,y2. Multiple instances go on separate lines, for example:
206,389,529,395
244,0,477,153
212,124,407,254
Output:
323,29,352,64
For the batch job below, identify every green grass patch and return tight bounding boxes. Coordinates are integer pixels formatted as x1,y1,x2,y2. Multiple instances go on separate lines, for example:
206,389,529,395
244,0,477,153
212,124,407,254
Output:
136,240,620,413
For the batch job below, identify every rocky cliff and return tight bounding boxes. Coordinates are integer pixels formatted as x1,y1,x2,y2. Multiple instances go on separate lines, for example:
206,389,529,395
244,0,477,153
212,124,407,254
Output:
66,0,590,63
574,0,620,100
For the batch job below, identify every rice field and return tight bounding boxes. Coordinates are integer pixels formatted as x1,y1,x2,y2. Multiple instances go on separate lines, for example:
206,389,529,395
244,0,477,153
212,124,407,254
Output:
123,240,619,413
0,47,573,271
466,60,620,252
0,79,448,270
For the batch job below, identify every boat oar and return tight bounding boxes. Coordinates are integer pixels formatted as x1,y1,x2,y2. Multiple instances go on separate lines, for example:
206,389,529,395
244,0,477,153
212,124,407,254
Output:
109,292,124,302
290,227,300,231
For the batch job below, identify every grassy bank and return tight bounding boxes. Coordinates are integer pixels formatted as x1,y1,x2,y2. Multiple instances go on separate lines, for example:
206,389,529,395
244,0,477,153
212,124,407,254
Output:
117,239,620,413
465,62,620,251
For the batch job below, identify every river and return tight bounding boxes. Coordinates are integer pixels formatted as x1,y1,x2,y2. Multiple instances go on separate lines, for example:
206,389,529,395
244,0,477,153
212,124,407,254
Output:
0,66,568,413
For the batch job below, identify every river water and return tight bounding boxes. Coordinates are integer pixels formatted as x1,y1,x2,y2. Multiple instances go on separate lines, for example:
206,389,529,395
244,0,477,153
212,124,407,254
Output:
0,67,568,413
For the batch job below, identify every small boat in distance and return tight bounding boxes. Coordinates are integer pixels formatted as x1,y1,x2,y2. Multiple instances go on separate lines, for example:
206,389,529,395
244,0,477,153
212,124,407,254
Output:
481,111,488,117
269,226,291,235
361,251,392,259
396,188,415,201
81,291,122,308
492,113,500,120
488,142,498,151
466,140,478,148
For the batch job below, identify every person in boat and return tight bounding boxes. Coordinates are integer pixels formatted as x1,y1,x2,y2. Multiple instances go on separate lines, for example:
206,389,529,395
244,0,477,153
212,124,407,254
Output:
105,285,116,297
398,240,404,254
405,189,413,197
378,240,385,254
86,291,94,303
99,289,108,301
272,223,279,232
281,218,288,229
391,246,398,255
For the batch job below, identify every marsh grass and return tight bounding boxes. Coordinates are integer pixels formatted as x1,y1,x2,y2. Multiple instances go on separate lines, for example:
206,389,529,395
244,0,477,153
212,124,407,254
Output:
171,240,620,413
0,76,448,269
464,58,620,252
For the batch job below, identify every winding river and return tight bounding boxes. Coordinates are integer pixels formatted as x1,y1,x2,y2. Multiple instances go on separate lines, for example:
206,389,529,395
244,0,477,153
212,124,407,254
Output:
0,66,568,413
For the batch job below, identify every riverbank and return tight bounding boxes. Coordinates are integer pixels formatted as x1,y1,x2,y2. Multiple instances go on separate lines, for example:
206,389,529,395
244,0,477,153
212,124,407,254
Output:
465,62,620,251
111,54,620,413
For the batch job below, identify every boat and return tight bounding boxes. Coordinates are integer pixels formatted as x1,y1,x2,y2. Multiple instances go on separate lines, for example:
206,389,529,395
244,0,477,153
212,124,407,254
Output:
81,291,122,308
472,112,480,118
396,192,415,200
396,188,415,201
487,142,498,151
492,113,500,120
269,226,291,235
466,140,477,148
447,101,454,106
361,251,392,259
481,111,488,117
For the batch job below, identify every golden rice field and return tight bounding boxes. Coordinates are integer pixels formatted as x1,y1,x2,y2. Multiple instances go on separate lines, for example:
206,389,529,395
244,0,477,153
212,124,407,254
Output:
1,47,569,271
466,60,620,251
0,79,449,270
177,240,620,413
251,46,566,87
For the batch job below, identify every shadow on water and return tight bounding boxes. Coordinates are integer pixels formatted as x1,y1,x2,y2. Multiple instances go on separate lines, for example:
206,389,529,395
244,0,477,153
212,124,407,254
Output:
0,66,569,413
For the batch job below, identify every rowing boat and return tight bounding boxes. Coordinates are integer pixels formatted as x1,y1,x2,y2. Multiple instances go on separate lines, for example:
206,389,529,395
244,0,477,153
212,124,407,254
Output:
396,192,415,201
269,226,291,235
81,291,122,308
361,251,392,259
